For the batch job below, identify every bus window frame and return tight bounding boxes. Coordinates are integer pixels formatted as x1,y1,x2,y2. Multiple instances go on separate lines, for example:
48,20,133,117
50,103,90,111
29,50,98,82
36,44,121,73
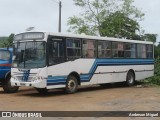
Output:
97,40,112,58
137,43,147,59
46,35,154,66
66,37,82,61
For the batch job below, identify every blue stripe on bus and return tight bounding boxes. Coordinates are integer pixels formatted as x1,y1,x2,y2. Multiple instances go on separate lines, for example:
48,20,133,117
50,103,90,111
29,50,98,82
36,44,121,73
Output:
47,59,154,85
47,76,67,85
80,59,154,82
47,82,66,86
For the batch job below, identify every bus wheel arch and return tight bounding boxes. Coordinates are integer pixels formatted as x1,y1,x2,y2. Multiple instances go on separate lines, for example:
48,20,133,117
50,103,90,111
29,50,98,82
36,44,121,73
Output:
126,69,135,87
2,72,19,93
68,72,81,85
65,72,80,94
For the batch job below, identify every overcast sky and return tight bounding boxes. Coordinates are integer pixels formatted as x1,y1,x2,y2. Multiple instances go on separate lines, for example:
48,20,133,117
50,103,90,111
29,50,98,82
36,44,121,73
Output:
0,0,160,43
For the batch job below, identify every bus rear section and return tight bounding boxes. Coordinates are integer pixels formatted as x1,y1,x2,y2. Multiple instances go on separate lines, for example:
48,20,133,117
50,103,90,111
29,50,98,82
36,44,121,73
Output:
0,48,19,93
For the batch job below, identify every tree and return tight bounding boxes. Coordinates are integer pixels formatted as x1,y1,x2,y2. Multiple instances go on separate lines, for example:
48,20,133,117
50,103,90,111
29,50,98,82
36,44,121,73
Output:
0,37,8,48
155,42,160,58
67,0,144,36
155,46,160,58
142,34,157,43
100,11,140,39
0,34,15,48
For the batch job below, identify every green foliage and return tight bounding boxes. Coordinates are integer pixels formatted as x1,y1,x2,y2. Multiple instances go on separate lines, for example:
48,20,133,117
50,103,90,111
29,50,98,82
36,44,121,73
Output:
154,43,160,58
67,16,96,35
0,33,14,48
100,11,140,39
7,33,14,47
142,34,157,43
121,0,144,20
0,37,8,41
68,0,144,36
144,59,160,86
0,37,8,47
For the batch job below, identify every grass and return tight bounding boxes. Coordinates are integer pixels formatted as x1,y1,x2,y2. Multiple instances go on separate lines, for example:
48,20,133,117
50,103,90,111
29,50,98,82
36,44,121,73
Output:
143,59,160,86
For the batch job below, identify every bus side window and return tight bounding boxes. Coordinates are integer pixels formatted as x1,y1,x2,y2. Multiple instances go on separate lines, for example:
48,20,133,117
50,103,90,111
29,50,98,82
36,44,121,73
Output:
137,44,146,58
146,44,153,58
82,40,97,58
124,43,136,58
66,38,81,61
112,42,124,58
98,41,111,58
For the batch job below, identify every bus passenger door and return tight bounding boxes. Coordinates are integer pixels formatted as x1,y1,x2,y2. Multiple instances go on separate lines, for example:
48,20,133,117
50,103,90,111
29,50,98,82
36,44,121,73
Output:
47,36,65,66
47,36,66,80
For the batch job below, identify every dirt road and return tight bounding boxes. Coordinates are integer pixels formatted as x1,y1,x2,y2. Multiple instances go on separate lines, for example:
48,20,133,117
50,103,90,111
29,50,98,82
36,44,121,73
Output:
0,84,160,119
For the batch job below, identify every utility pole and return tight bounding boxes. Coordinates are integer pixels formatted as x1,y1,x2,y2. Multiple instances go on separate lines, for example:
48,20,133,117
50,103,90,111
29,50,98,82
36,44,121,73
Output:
58,1,62,32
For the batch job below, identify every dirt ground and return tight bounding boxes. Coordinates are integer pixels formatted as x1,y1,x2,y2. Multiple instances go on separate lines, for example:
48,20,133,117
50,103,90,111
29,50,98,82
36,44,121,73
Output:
0,84,160,120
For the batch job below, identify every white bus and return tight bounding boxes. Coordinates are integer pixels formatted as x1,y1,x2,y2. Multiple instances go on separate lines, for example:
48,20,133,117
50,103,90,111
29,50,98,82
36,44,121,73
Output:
11,32,154,94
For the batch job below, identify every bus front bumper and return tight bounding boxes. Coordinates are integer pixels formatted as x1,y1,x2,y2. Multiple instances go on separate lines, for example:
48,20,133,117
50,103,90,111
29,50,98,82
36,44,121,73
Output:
11,78,46,88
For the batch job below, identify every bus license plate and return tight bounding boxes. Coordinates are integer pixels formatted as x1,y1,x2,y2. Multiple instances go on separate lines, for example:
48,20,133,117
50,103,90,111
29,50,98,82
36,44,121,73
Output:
20,83,26,86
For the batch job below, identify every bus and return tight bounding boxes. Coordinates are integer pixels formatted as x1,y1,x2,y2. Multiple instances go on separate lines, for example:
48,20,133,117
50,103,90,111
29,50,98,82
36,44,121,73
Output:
0,48,19,93
11,32,154,94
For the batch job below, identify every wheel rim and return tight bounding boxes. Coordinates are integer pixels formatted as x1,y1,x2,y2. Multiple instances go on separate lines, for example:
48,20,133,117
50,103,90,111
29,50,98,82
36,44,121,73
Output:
128,74,134,84
68,79,76,91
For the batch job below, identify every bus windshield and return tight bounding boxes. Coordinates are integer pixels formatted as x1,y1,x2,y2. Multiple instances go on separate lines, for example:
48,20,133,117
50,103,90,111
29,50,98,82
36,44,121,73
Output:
13,41,46,69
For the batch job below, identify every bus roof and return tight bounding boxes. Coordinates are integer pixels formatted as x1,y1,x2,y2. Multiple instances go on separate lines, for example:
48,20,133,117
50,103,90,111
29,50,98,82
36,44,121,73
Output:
47,32,153,44
15,31,153,45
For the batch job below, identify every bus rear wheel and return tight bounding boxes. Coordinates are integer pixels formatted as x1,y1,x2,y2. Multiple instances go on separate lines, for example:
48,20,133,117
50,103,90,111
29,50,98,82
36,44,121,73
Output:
126,71,135,87
65,75,78,94
2,75,19,93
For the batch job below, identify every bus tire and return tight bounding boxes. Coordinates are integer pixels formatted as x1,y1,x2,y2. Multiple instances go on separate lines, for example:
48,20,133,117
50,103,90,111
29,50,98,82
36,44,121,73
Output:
65,75,78,94
2,75,19,93
126,71,135,87
36,88,48,95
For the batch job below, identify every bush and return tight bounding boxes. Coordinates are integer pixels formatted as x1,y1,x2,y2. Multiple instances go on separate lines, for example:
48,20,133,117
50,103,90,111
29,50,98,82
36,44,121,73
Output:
145,76,160,85
144,59,160,86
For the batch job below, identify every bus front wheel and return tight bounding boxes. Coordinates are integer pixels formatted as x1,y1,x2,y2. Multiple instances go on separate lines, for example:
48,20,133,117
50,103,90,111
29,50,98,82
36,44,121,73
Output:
126,71,135,87
65,75,78,94
2,75,19,93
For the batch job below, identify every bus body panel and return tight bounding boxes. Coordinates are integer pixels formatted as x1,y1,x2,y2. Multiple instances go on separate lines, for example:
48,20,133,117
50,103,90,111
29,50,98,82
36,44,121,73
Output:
11,58,154,89
11,67,47,88
46,58,154,89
